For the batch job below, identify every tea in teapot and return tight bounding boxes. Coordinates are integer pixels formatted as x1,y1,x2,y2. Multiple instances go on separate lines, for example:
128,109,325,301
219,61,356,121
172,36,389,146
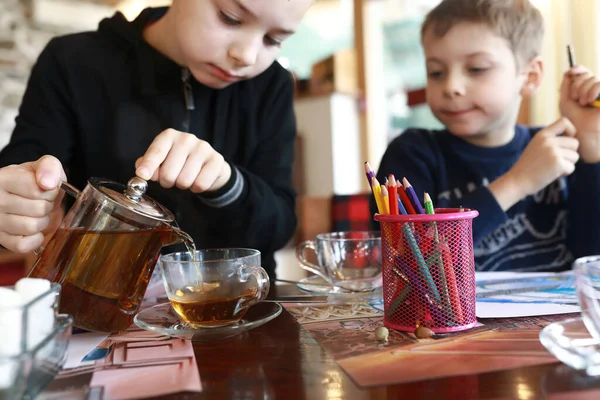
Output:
27,177,195,333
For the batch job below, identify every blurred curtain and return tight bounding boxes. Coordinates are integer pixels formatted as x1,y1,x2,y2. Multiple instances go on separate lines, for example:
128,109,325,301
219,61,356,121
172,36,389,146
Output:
529,0,600,125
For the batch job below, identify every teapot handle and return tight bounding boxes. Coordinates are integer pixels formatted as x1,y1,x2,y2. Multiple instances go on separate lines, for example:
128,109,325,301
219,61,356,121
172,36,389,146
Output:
33,181,80,257
60,181,80,198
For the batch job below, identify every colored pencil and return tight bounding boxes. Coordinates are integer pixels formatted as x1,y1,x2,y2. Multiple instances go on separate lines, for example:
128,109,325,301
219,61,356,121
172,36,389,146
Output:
371,177,385,214
440,241,464,321
364,161,375,187
423,192,434,215
381,185,391,215
403,177,425,214
388,176,399,215
397,183,416,214
423,193,453,318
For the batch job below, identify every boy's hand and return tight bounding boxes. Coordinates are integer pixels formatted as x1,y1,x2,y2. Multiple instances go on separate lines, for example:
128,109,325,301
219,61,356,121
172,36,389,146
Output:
560,66,600,163
489,118,579,211
0,155,66,253
135,129,232,193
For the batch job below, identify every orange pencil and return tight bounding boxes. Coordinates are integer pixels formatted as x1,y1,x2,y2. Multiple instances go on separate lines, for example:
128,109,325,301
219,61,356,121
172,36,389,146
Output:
440,241,464,322
380,185,391,215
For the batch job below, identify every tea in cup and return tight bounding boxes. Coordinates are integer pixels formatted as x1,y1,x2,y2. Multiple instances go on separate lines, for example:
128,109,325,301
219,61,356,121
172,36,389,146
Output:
159,249,269,327
296,231,382,291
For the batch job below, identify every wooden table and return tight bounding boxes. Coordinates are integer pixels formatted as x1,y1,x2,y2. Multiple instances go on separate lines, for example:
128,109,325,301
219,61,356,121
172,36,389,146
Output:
152,286,600,400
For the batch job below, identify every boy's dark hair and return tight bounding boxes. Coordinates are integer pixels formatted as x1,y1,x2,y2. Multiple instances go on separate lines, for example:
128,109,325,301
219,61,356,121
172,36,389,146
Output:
421,0,544,66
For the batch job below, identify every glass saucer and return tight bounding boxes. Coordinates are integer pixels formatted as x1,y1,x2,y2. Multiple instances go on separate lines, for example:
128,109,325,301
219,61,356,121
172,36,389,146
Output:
539,317,600,375
134,301,283,341
296,275,383,304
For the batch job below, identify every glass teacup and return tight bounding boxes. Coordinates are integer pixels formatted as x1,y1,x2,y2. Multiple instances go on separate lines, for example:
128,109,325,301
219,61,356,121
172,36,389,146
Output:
575,255,600,340
159,249,270,328
296,231,382,291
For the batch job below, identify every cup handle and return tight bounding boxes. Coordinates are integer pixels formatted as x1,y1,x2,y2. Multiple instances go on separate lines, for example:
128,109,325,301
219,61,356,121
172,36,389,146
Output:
296,240,332,284
238,266,270,307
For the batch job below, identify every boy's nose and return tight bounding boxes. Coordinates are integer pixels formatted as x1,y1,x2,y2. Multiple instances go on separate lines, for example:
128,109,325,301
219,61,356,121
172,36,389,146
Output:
443,73,466,98
229,37,260,68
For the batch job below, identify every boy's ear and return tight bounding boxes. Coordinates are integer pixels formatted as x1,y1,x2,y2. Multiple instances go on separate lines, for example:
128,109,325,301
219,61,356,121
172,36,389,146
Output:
520,56,544,97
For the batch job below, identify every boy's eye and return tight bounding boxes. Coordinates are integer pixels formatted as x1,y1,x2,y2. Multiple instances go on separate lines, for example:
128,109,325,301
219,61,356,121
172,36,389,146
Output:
469,67,488,74
427,71,443,79
219,11,241,26
264,36,282,47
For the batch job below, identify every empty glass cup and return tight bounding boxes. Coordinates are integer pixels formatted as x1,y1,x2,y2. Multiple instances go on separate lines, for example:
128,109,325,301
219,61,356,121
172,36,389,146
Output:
575,255,600,340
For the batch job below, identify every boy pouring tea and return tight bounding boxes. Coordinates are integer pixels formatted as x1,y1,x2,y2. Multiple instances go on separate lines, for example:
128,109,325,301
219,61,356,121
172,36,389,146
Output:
0,0,315,279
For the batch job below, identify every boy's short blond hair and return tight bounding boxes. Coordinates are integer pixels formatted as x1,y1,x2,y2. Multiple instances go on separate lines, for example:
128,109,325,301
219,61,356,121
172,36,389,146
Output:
421,0,544,66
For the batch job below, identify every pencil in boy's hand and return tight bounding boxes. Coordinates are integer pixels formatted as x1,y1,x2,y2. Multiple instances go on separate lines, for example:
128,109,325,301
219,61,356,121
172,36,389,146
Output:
402,178,425,214
567,45,575,69
388,175,399,215
364,161,375,187
567,44,600,108
397,183,416,214
423,192,435,215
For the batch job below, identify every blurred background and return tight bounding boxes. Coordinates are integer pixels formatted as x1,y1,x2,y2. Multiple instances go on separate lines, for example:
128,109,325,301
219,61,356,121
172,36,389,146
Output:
0,0,598,280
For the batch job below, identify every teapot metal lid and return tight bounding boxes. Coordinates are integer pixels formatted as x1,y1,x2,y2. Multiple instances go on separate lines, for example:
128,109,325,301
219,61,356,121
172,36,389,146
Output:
90,177,174,222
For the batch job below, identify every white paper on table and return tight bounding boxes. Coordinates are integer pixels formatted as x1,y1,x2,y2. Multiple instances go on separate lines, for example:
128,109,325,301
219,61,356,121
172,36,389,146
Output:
63,332,109,369
475,271,580,318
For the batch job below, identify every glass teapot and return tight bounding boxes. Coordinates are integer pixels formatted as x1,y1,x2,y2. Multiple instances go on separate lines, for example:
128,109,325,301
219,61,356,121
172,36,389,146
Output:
27,176,193,333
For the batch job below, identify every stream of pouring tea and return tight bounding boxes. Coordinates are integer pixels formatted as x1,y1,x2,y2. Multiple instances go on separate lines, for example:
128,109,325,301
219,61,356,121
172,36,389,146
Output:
170,221,197,260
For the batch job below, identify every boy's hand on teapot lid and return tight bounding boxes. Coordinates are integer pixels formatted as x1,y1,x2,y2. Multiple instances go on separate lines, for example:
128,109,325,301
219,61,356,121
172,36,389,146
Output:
136,128,232,193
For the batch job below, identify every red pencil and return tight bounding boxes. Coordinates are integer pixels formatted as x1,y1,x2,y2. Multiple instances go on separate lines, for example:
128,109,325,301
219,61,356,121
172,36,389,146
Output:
398,183,417,214
388,175,399,215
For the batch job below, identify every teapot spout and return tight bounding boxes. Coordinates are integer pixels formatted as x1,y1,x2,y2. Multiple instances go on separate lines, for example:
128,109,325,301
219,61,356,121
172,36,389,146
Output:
161,225,196,255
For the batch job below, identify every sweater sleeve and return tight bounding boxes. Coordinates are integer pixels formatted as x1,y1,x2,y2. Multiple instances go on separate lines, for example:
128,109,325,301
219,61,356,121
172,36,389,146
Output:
0,38,76,168
567,162,600,258
192,66,297,254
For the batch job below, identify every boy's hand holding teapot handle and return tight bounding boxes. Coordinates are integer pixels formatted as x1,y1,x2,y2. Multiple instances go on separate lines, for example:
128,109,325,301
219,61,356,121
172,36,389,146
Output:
489,117,579,211
135,129,231,193
0,155,66,253
560,65,600,163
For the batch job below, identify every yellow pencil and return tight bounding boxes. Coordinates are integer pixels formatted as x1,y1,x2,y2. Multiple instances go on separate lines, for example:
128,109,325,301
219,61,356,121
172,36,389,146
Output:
371,177,385,214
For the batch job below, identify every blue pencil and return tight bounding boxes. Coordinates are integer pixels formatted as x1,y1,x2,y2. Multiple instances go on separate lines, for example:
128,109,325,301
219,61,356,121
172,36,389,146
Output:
402,177,425,214
397,198,408,215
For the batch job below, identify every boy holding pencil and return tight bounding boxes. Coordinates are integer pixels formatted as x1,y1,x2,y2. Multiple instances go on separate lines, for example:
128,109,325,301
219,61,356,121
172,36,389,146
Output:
372,0,600,273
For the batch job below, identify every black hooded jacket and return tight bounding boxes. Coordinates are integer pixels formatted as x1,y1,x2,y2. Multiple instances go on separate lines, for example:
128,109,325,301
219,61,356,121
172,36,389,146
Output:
0,8,298,278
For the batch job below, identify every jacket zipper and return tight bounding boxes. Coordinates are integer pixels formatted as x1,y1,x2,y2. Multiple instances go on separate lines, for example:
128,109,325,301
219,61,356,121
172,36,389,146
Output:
181,68,195,131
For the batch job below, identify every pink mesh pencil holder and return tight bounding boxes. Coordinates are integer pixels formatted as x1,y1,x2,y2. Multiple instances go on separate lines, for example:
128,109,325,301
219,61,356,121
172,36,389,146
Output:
374,208,479,333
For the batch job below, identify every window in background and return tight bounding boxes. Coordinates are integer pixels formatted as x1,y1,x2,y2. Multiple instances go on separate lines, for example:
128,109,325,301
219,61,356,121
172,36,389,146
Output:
277,0,353,79
380,0,443,142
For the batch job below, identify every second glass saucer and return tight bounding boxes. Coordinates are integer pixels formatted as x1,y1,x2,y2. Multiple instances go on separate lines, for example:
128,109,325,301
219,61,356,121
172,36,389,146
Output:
297,275,383,304
134,301,283,341
539,317,600,375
